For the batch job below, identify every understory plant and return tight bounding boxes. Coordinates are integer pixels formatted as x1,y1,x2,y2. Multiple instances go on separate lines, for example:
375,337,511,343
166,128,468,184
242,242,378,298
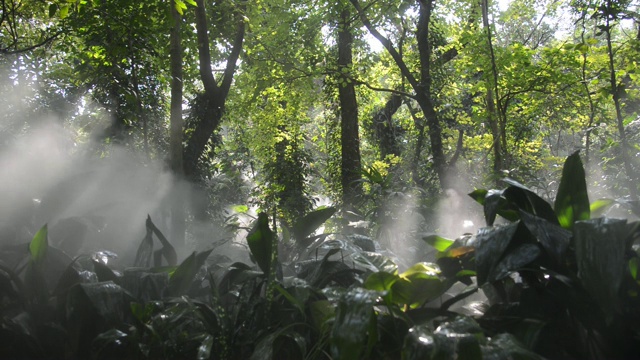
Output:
1,152,638,359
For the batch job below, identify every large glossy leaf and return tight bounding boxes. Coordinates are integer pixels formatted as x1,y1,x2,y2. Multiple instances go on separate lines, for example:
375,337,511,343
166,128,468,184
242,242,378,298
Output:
488,244,541,282
474,223,519,285
469,189,519,225
250,326,307,360
482,333,545,359
574,218,627,318
403,317,483,360
518,210,571,264
503,181,558,224
121,268,169,302
364,271,399,300
29,224,48,265
391,263,445,307
330,288,379,360
292,207,336,241
168,249,213,296
554,152,590,229
247,213,274,274
351,251,398,274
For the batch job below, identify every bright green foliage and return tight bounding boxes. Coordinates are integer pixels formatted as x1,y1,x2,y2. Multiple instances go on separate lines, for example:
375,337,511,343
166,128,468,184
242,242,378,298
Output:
29,224,48,265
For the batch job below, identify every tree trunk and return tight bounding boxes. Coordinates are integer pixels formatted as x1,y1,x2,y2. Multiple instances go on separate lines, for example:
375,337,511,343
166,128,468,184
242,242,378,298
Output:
185,0,245,179
338,9,362,209
604,6,638,199
481,0,503,181
169,2,185,245
372,94,403,159
415,0,446,188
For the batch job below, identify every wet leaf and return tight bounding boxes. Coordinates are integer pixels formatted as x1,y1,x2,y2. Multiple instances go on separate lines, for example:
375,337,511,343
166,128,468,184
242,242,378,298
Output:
310,299,334,332
391,263,445,307
482,333,545,359
352,251,398,274
518,210,570,264
554,151,590,229
474,223,519,285
364,271,398,293
250,327,307,360
330,288,379,360
488,244,541,282
503,184,557,224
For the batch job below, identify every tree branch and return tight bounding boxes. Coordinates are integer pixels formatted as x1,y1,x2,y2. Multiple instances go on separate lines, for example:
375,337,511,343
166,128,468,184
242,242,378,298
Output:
194,0,218,95
349,0,420,91
220,5,246,98
1,30,64,55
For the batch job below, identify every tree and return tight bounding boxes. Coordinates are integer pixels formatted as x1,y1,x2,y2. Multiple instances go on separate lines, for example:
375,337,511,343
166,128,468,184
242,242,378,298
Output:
184,0,245,178
337,7,363,210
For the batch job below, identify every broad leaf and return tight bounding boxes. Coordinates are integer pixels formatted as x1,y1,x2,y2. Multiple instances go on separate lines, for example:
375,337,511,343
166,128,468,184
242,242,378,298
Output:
590,198,616,217
422,234,455,252
554,151,590,229
134,228,153,268
488,244,541,282
503,184,557,224
518,210,571,264
168,249,213,296
247,213,274,274
474,223,519,285
292,207,336,241
330,288,379,360
391,263,445,307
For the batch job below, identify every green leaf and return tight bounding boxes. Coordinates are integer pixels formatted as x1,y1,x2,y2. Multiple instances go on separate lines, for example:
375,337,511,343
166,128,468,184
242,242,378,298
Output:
330,288,379,360
474,223,519,285
518,210,571,264
391,263,445,307
59,5,69,18
292,207,336,241
629,257,639,280
468,189,488,205
49,4,57,18
590,198,616,217
30,224,48,265
247,213,274,274
183,0,197,6
168,249,213,296
422,234,455,252
554,151,590,229
364,271,399,292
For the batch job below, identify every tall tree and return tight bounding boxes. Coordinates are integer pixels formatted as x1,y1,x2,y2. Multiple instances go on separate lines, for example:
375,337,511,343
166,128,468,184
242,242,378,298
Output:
185,0,245,178
351,0,448,190
337,8,363,209
169,0,185,244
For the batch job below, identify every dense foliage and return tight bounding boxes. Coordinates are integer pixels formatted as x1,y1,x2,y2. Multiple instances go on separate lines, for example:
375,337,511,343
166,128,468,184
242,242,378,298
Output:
1,152,640,359
2,0,640,358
